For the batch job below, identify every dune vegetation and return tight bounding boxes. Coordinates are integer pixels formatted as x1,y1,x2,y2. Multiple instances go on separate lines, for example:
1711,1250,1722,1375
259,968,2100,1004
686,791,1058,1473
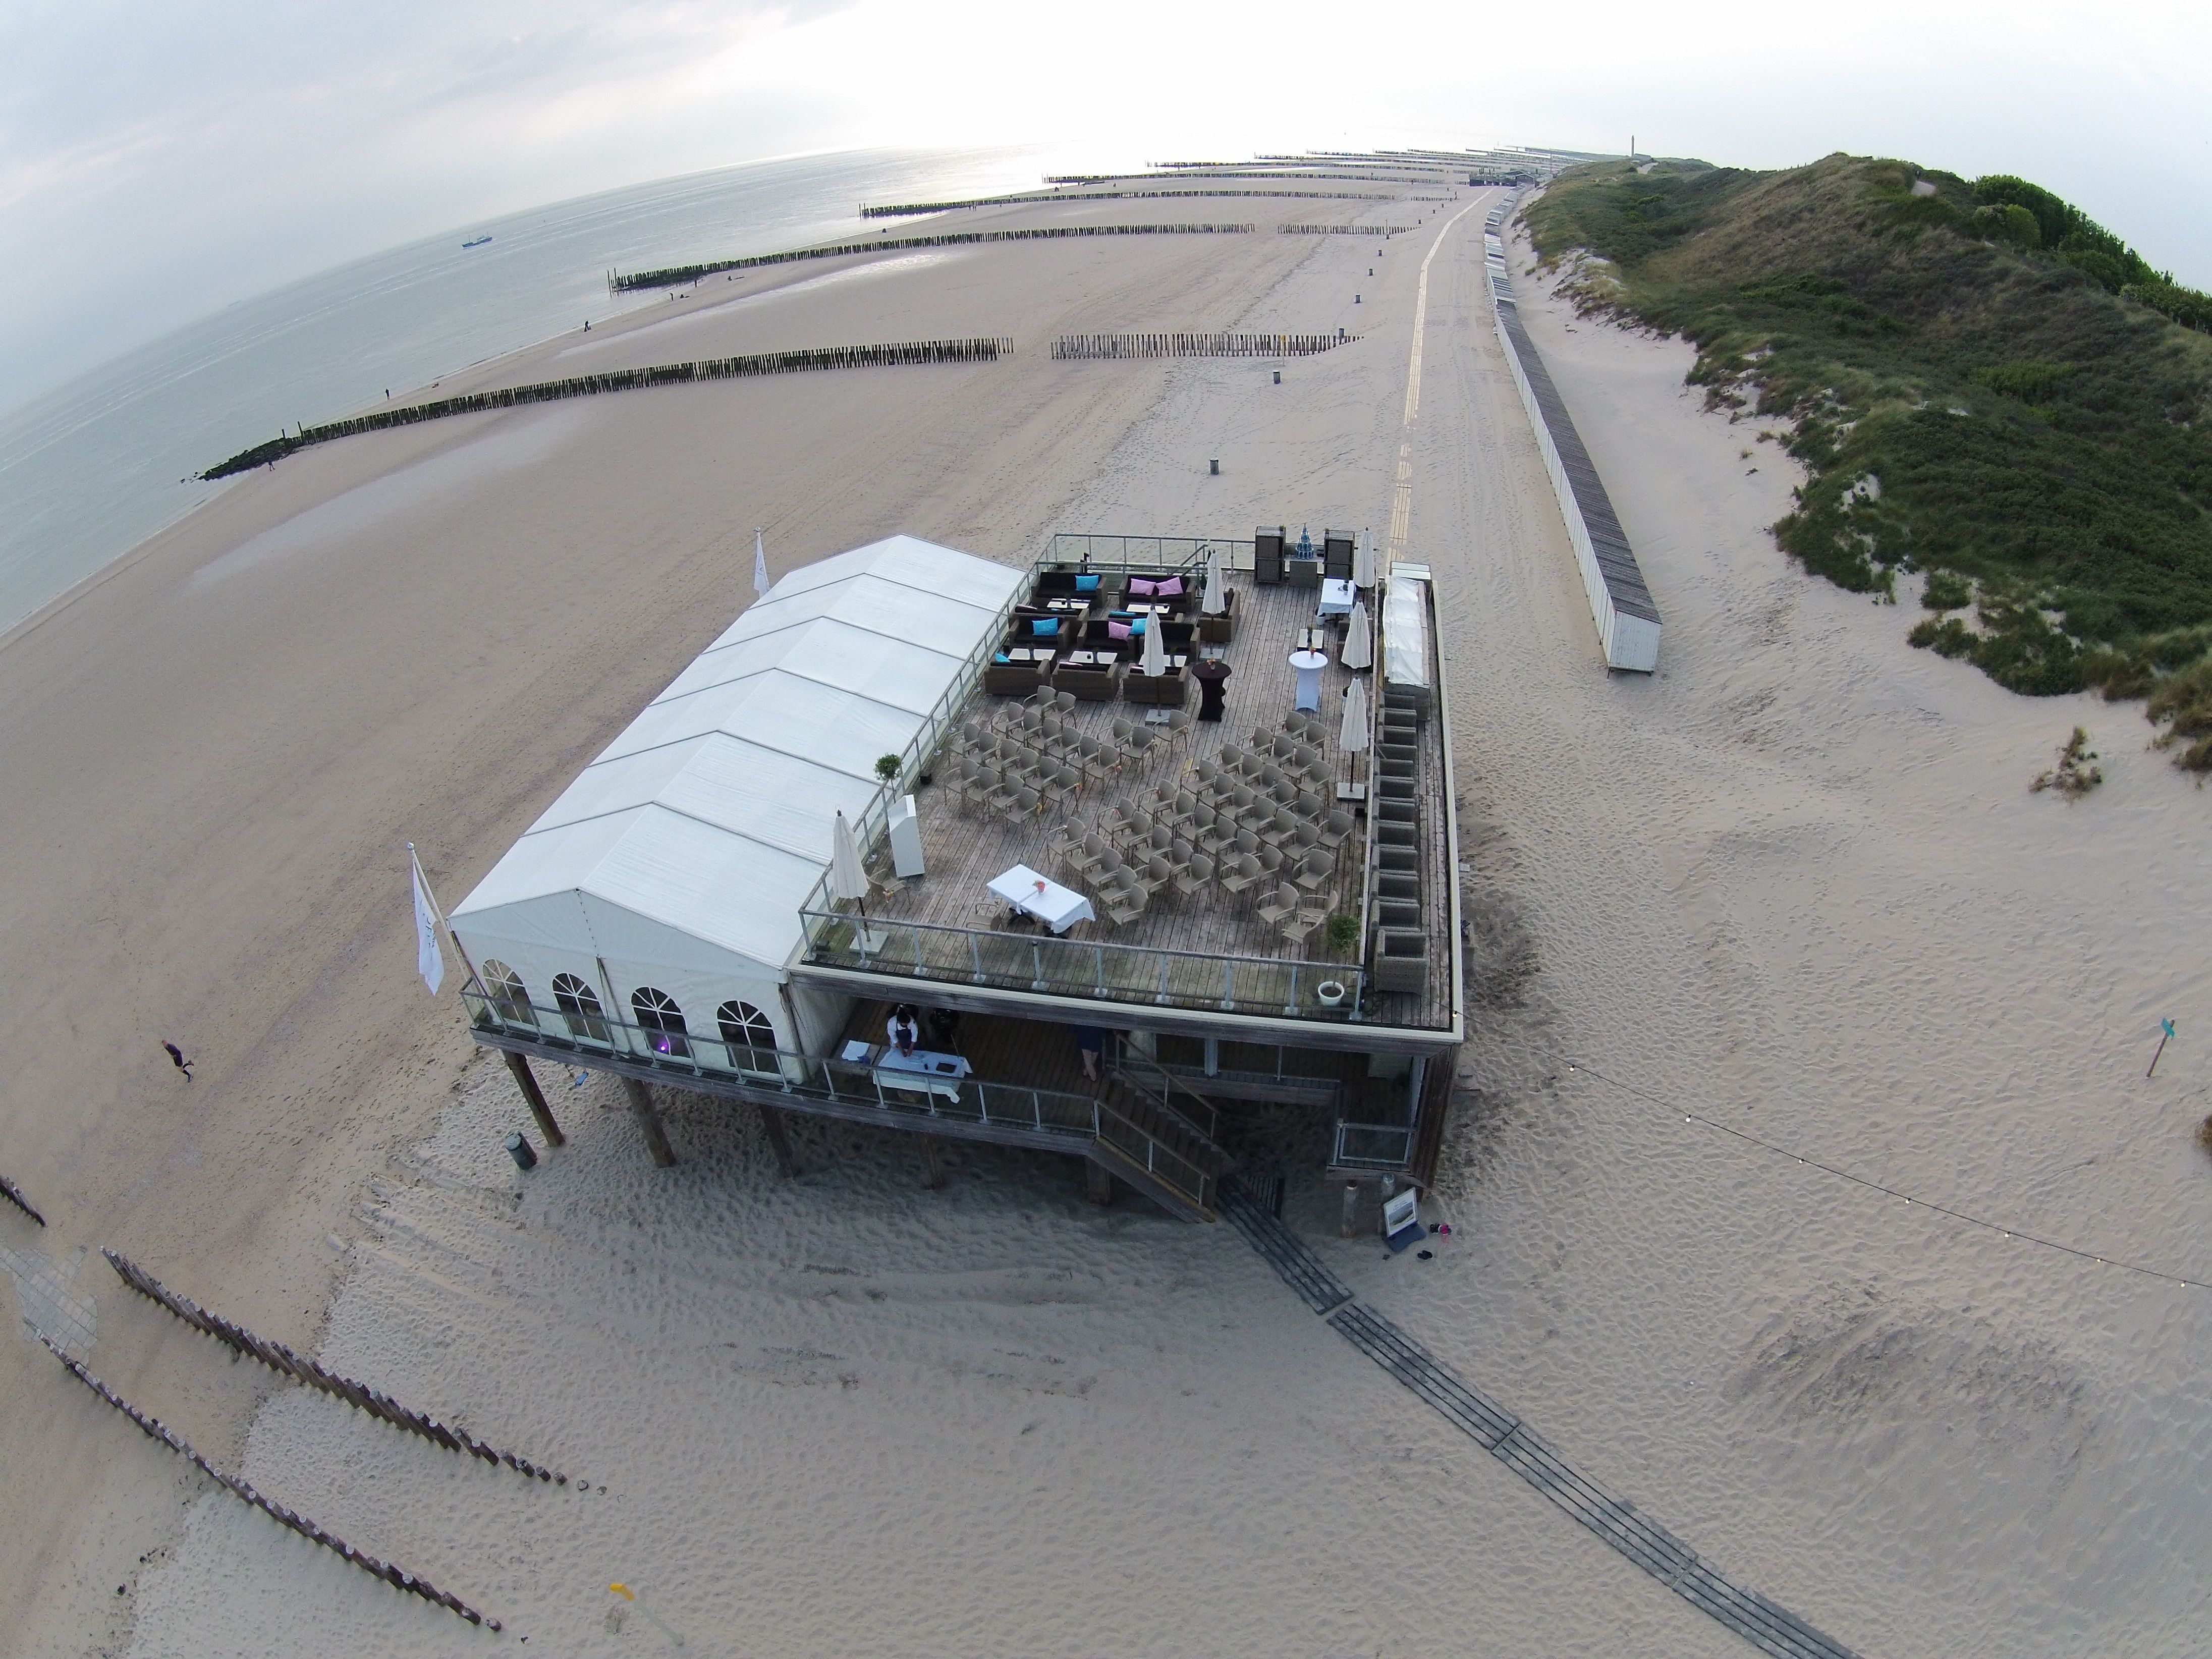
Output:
1524,155,2212,769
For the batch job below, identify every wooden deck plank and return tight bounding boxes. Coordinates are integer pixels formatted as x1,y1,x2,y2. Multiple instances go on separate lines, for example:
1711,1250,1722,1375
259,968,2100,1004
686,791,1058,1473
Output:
846,570,1453,1030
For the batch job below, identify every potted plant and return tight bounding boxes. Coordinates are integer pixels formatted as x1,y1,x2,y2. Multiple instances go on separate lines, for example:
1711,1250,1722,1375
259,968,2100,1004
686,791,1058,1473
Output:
1315,979,1348,1009
874,754,902,784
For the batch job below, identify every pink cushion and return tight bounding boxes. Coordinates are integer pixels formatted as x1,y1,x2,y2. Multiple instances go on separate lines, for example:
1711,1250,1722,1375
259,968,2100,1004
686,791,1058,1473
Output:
1154,576,1184,597
1106,620,1132,641
1127,577,1157,597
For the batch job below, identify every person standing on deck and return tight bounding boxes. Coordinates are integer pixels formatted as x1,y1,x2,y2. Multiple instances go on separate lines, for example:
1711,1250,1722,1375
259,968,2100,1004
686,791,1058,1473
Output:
887,1005,920,1057
1072,1025,1105,1082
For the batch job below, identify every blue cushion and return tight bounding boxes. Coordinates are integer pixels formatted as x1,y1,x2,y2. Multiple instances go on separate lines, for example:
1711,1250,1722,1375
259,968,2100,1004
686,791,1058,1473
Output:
1131,617,1147,635
992,652,1011,663
1031,618,1059,637
1073,573,1100,592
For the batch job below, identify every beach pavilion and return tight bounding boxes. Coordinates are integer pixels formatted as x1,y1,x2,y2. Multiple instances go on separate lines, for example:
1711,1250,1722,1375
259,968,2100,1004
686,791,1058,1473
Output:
449,534,1025,1146
457,527,1462,1220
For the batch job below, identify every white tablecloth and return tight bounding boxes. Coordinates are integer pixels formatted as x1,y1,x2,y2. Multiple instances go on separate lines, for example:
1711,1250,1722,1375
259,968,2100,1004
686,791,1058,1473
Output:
1318,578,1356,617
1288,648,1330,712
988,864,1095,933
876,1046,972,1099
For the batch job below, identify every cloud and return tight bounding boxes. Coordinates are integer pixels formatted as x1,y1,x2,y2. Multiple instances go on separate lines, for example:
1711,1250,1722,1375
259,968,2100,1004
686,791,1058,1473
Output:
2,0,2207,411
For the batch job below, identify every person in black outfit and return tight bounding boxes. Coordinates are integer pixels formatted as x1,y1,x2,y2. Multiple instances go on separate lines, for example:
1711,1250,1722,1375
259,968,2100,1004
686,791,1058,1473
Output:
162,1041,192,1079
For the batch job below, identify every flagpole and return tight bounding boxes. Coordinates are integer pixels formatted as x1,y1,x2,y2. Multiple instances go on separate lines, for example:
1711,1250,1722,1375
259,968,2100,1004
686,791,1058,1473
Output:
409,843,484,996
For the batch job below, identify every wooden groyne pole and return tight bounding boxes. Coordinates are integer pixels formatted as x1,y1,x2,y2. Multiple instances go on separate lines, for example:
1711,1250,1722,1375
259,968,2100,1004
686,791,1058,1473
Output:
102,1248,567,1483
39,1335,500,1629
1049,333,1349,361
610,223,1254,293
199,336,1016,479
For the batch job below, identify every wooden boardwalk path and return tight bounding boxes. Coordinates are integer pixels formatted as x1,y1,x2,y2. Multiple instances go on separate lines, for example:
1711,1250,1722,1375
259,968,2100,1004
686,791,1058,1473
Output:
1216,1180,1861,1659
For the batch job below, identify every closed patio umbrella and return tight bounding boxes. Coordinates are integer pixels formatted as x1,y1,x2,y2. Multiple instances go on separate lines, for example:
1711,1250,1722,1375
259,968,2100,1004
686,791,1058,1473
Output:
1201,544,1227,616
1353,528,1376,590
1339,677,1370,757
1140,611,1168,678
1341,598,1373,671
831,810,869,912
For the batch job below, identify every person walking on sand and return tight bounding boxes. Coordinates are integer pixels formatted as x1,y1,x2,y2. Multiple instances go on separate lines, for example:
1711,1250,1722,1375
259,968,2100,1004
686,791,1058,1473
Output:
162,1041,192,1079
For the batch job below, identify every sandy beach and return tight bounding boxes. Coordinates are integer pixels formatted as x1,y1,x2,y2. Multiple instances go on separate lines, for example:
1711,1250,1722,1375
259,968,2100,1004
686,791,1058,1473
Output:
3,176,2208,1657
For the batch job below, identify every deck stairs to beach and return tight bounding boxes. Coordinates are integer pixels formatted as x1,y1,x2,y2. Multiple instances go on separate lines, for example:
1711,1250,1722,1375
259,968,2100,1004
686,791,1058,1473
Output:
1089,1052,1233,1222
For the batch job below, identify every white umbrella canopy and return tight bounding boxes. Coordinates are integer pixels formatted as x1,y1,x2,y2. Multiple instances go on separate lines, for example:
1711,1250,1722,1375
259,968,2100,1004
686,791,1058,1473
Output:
1201,544,1226,616
1140,611,1168,677
1353,528,1376,589
1341,598,1373,671
830,809,869,904
1339,677,1370,754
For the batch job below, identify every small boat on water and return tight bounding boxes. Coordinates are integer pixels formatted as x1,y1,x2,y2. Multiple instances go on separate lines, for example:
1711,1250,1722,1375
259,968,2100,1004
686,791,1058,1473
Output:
462,235,493,249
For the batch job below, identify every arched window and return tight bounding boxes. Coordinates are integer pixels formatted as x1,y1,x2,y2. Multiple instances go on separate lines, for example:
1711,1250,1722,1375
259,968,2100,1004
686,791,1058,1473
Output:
551,973,609,1045
717,1001,777,1068
631,986,689,1059
481,960,534,1028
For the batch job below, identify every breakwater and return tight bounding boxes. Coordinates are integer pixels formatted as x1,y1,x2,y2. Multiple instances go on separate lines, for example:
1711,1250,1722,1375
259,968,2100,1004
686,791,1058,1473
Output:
1280,224,1414,236
105,1248,566,1482
200,337,1012,478
859,189,1389,218
1053,333,1347,360
614,222,1252,291
41,1336,500,1629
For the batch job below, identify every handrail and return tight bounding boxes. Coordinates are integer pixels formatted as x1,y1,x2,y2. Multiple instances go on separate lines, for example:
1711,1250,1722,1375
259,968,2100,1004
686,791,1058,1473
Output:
1108,1041,1224,1143
465,991,1214,1206
796,907,1366,1020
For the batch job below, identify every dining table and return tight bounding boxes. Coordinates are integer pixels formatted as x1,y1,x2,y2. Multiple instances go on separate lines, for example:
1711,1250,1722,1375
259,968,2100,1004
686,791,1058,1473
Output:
987,863,1095,933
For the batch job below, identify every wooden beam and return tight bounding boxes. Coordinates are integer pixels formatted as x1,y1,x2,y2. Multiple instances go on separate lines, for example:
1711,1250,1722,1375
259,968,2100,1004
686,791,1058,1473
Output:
502,1050,566,1147
1084,1158,1116,1206
757,1105,797,1177
919,1134,945,1190
620,1077,677,1168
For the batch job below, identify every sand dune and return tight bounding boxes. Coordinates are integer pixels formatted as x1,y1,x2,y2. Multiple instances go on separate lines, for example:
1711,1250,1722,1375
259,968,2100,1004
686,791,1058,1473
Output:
3,182,2207,1657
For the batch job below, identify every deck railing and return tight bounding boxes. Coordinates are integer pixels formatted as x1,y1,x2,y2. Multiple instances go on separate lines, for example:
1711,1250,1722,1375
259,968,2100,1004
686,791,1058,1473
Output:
462,990,1218,1208
1039,532,1253,577
797,909,1366,1022
1332,1120,1415,1170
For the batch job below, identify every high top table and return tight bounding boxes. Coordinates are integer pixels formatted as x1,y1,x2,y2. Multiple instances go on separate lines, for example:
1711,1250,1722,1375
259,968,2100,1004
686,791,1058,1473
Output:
1287,648,1330,713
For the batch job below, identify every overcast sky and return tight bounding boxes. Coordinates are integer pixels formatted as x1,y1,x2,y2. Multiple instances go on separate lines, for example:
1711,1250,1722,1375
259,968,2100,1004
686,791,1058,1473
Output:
4,0,2206,412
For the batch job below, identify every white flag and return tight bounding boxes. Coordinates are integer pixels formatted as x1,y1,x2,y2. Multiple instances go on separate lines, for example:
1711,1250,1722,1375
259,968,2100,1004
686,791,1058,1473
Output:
409,845,446,995
753,528,769,599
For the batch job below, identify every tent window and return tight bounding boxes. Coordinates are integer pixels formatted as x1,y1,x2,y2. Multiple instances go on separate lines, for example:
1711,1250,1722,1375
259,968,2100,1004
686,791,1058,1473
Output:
717,1001,777,1066
481,960,534,1027
551,973,609,1045
631,986,690,1059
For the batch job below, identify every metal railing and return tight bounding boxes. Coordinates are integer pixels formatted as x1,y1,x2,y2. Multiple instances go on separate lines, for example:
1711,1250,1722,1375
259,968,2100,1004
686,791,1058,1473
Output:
797,909,1366,1021
1040,532,1253,576
464,990,1216,1209
1333,1120,1415,1169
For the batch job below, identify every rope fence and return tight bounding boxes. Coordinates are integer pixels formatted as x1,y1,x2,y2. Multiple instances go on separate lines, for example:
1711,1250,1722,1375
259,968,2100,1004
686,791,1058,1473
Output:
40,1335,499,1629
104,1248,567,1482
614,223,1254,291
200,337,1012,478
1053,333,1348,361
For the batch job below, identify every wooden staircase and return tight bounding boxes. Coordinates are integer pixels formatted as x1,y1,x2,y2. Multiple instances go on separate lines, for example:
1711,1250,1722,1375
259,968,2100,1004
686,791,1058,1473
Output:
1088,1051,1234,1222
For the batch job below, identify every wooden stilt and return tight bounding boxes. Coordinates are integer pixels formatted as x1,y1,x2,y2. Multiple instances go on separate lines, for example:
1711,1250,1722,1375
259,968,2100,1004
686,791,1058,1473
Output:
919,1135,945,1190
758,1106,797,1177
620,1077,677,1168
502,1051,565,1147
1340,1180,1361,1239
1084,1158,1115,1206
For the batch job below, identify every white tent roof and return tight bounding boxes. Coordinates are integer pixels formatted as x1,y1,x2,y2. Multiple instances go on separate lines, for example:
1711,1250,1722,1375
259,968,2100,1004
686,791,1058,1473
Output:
452,533,1022,977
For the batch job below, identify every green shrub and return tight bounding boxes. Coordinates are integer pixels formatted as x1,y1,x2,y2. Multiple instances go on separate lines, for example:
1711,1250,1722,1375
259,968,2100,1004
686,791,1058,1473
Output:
1921,569,1973,611
1325,913,1361,955
874,754,902,781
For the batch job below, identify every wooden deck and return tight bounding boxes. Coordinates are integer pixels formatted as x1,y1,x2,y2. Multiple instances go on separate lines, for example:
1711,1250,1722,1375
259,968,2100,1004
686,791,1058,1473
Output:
837,568,1454,1031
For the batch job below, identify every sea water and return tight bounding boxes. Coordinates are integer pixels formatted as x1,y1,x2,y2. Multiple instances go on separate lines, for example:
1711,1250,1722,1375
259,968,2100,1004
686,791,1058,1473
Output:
0,146,1053,635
